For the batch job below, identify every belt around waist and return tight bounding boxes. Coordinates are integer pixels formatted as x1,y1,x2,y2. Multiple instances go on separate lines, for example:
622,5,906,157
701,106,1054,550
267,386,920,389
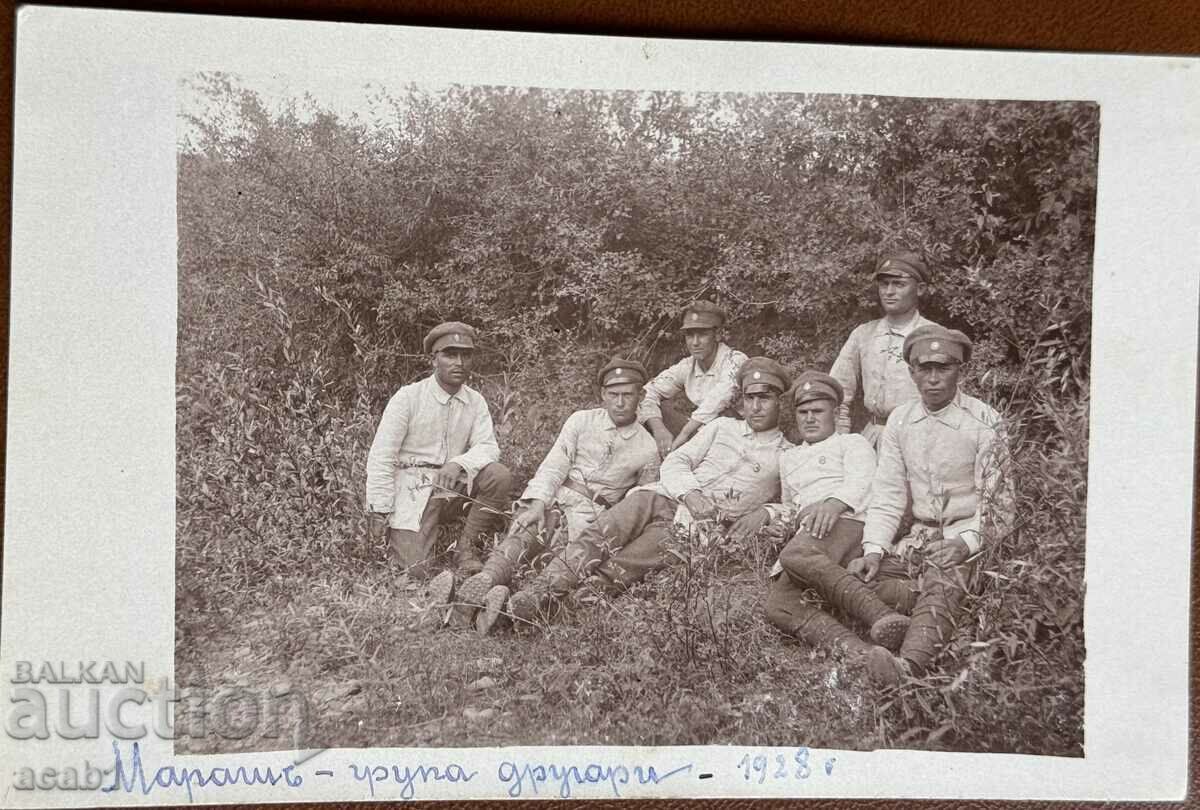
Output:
400,460,442,470
560,478,613,509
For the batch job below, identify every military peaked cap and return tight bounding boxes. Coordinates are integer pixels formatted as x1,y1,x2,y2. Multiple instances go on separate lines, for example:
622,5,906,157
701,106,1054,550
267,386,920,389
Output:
597,357,648,387
681,300,725,330
903,324,973,365
789,370,845,407
738,357,791,394
875,251,930,283
424,322,477,354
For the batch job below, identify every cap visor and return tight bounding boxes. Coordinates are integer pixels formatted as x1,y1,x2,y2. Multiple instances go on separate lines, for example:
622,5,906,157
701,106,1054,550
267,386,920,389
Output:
432,337,475,353
912,352,957,365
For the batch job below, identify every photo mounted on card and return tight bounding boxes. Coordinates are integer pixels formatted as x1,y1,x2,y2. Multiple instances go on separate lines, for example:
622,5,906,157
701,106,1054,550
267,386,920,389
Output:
3,6,1196,805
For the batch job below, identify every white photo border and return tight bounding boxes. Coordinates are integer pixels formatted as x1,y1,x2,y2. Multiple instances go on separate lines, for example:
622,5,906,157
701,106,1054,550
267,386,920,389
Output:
2,6,1197,804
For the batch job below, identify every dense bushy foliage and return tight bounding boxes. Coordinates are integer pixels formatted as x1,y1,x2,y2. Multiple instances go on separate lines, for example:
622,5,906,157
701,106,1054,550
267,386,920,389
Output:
176,74,1094,754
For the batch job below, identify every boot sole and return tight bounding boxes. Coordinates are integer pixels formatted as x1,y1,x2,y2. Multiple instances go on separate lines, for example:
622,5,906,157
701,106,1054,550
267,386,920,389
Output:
866,646,905,687
869,613,911,652
422,570,456,629
476,585,510,635
450,573,494,628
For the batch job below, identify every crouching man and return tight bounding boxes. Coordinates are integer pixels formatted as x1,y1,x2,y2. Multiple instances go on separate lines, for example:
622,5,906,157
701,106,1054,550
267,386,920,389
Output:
763,371,912,657
364,322,512,584
851,325,1014,686
448,358,660,633
505,357,794,626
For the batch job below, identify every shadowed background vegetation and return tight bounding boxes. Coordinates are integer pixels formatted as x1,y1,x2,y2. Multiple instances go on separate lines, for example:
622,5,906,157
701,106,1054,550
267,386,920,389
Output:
176,75,1094,755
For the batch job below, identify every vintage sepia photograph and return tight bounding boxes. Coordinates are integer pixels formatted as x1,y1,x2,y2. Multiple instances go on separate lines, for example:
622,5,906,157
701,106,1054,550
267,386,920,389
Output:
174,74,1094,757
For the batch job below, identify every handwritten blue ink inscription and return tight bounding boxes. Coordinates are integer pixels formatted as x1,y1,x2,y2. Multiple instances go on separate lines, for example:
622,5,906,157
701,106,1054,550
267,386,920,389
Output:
349,762,477,799
735,748,836,784
497,759,693,798
102,742,302,803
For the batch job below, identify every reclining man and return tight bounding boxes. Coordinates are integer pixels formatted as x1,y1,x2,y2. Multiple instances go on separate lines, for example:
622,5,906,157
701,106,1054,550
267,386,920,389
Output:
763,371,912,658
830,251,945,447
639,300,748,457
851,324,1014,686
503,357,794,627
364,322,512,589
446,358,661,633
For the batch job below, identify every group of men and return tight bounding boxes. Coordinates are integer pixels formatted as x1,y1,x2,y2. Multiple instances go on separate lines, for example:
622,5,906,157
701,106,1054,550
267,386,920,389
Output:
364,250,1013,686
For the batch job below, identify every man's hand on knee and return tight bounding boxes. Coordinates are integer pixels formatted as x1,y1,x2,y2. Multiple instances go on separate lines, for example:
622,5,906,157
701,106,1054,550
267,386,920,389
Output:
847,551,882,582
797,497,850,540
510,499,547,538
433,461,464,495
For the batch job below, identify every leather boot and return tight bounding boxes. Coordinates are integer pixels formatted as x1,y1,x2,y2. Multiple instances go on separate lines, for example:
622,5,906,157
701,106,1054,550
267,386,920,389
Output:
790,547,910,651
507,583,552,627
419,570,455,630
451,571,495,627
898,563,968,673
786,602,877,659
476,585,510,635
453,541,484,577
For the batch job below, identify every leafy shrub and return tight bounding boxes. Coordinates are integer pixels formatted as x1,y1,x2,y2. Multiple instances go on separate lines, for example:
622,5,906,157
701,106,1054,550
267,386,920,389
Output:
176,77,1092,754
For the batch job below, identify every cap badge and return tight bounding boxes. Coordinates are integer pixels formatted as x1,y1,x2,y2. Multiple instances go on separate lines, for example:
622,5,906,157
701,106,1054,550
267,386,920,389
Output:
753,371,762,380
882,260,891,269
690,312,699,321
931,340,940,350
615,368,623,375
803,382,812,390
452,334,461,343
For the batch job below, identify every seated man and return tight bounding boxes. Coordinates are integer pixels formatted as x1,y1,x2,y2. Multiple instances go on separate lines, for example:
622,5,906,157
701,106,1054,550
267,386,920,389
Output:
639,300,748,457
448,358,660,633
762,371,911,658
850,324,1015,686
505,357,794,626
829,251,944,447
364,322,512,592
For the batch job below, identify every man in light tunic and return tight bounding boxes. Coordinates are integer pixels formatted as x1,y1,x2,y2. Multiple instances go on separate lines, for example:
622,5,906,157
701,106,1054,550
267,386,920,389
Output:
505,357,794,626
829,251,944,447
639,300,748,457
364,322,512,588
761,371,911,657
449,357,660,633
850,325,1015,686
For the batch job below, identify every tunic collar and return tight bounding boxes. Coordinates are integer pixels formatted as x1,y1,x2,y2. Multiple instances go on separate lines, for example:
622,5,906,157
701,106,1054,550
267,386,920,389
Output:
911,392,966,428
428,375,468,405
872,310,925,339
689,341,730,379
600,408,642,440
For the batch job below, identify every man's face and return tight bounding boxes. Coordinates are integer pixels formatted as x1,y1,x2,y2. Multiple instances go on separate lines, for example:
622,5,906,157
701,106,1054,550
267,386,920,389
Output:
910,360,961,410
601,382,642,427
432,347,473,389
742,389,782,432
876,275,923,317
794,398,837,444
683,328,719,364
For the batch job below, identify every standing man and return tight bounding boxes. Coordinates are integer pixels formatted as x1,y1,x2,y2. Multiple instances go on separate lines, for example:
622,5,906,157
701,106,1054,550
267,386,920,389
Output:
640,301,748,457
365,322,512,587
763,371,911,657
849,325,1014,686
504,357,794,627
830,251,944,447
450,358,660,633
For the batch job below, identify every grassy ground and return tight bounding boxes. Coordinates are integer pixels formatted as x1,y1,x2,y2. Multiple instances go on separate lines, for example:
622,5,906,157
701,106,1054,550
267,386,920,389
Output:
175,531,883,755
175,508,1083,757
